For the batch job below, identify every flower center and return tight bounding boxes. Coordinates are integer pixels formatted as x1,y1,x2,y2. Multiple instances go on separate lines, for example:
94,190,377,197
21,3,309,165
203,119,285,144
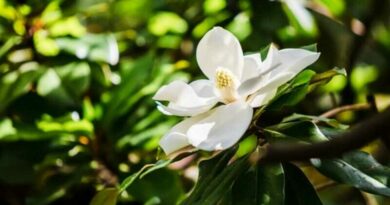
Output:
216,68,234,88
215,68,239,103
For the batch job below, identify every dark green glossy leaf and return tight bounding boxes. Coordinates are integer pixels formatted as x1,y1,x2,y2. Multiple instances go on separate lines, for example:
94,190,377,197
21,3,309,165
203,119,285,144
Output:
182,148,238,205
343,151,390,182
231,163,284,205
267,70,316,110
284,163,323,205
311,158,390,196
265,120,327,143
128,168,184,205
282,113,349,129
200,156,250,205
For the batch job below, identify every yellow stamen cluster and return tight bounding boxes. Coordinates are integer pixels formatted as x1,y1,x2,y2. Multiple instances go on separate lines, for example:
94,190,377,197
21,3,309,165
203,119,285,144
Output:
216,69,233,88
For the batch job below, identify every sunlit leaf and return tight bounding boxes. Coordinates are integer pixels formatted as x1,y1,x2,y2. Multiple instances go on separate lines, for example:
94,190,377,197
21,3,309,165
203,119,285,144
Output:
148,12,188,36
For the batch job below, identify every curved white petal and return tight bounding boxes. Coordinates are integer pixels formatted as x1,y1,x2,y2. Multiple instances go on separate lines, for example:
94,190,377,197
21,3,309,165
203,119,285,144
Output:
248,89,277,108
189,79,216,98
159,114,207,155
237,46,319,98
258,45,279,76
238,71,292,98
196,27,244,80
153,80,218,116
186,100,253,151
241,54,262,83
270,48,320,77
157,102,216,117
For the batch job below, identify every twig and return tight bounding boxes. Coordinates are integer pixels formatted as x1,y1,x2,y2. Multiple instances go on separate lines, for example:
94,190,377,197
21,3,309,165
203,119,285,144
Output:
258,107,390,163
320,103,371,118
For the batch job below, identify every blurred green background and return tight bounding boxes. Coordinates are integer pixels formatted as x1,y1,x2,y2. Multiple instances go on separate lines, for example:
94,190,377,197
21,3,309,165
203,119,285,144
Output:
0,0,389,204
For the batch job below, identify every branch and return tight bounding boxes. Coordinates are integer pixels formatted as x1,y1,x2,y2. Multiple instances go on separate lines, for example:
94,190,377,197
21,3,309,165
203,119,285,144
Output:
258,107,390,163
319,103,371,118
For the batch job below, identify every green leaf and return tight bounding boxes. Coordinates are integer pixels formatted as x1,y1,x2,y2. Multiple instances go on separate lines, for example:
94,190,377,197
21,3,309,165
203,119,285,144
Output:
128,168,184,205
119,165,150,193
56,34,119,65
343,151,390,182
260,44,271,60
119,151,195,193
182,148,238,205
34,30,60,56
290,69,317,87
311,158,390,197
90,188,118,205
0,36,22,58
265,120,328,143
148,12,188,36
36,114,93,136
310,67,347,86
199,156,250,205
266,70,316,110
0,118,17,140
231,163,285,205
282,113,349,129
0,63,42,113
284,163,323,205
102,53,155,128
301,43,317,52
37,62,91,107
236,135,258,158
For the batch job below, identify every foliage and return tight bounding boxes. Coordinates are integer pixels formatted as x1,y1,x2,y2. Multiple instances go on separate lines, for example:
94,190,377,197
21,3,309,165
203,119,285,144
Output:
0,0,389,205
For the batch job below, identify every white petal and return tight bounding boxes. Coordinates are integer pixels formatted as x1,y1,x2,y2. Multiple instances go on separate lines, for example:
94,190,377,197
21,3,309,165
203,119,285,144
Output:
238,71,292,98
186,100,253,151
196,27,244,80
153,80,218,116
270,48,320,76
159,114,206,155
237,46,319,97
258,45,280,76
248,89,277,108
241,54,262,83
237,45,279,97
189,79,216,98
157,102,216,117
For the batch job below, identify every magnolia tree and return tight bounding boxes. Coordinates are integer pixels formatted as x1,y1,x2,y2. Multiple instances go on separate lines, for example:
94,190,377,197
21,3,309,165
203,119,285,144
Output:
1,0,389,204
92,27,390,205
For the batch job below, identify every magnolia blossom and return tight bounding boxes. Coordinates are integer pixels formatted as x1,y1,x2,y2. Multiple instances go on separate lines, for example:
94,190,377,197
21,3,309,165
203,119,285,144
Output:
153,27,320,155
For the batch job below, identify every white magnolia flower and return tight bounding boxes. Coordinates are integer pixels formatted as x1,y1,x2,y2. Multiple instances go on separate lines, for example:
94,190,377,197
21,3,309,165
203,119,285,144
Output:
153,27,320,155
